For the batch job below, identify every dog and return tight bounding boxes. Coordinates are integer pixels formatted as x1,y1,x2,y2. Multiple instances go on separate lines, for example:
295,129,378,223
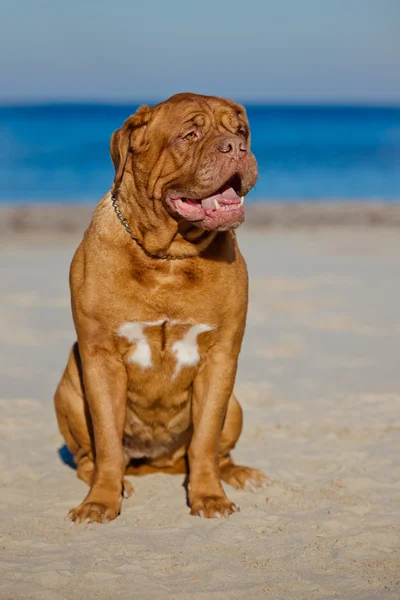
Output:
54,92,268,523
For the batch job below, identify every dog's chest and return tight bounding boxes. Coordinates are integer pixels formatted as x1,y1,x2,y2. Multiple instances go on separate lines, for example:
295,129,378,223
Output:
118,319,212,461
116,319,213,377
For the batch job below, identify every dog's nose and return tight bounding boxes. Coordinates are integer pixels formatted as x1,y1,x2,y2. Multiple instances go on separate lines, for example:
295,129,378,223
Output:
217,136,247,159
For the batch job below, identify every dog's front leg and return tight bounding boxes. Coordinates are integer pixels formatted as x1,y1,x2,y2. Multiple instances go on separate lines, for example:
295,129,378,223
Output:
189,346,240,518
68,342,127,524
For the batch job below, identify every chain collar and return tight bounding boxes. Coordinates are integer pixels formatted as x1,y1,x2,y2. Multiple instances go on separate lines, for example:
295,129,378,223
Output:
111,193,169,259
111,192,134,236
111,192,213,260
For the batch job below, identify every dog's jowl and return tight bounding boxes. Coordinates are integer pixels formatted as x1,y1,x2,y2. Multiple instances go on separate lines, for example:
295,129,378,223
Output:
54,92,268,524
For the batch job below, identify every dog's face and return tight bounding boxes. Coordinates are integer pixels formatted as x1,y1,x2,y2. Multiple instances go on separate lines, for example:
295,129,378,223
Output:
111,93,258,231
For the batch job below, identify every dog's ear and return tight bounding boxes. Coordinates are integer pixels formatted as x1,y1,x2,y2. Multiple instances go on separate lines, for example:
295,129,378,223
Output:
110,104,152,190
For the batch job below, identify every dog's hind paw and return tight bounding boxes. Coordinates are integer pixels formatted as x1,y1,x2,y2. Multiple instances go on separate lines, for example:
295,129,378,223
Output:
220,464,270,491
123,478,134,498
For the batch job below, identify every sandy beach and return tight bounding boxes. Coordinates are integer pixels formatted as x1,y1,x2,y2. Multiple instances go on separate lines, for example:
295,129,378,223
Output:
1,211,399,599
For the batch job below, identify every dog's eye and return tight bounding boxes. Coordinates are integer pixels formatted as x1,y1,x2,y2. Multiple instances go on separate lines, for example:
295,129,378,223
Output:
238,127,247,137
185,131,197,140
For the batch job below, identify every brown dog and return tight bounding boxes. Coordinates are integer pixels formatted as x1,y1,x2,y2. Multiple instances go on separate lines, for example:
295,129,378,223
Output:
54,92,267,523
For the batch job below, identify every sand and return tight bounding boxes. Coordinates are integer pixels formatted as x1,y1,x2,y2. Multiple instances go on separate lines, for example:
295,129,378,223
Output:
2,202,400,237
0,222,399,599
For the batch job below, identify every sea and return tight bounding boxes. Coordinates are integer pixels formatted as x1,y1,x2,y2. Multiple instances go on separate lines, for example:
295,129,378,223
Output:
0,104,399,203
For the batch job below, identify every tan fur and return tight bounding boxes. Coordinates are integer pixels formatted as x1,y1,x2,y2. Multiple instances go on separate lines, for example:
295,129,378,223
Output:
54,92,268,523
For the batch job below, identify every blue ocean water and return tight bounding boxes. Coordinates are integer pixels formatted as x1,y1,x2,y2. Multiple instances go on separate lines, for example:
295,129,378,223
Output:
0,104,399,203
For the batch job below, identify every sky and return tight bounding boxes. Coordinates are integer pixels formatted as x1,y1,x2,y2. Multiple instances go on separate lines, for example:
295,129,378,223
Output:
1,0,399,104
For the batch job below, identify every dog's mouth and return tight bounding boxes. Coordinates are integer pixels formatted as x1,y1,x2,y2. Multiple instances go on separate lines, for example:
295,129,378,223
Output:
165,176,245,231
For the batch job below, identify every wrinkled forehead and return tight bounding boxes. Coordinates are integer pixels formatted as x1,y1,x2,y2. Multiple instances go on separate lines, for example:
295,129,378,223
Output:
150,95,248,134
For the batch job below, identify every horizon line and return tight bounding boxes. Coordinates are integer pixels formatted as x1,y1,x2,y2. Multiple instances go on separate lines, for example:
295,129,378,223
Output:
1,98,400,109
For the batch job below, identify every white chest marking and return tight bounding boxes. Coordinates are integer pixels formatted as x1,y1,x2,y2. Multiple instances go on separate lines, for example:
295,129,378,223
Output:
116,320,212,373
171,323,212,376
117,321,163,368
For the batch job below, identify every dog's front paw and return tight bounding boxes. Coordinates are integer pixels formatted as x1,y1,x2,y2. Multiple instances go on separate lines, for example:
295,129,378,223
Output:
68,501,119,524
190,494,239,518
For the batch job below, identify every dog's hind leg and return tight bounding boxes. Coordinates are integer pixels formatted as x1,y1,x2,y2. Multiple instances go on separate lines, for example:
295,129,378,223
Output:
54,343,134,497
54,344,95,478
218,393,270,491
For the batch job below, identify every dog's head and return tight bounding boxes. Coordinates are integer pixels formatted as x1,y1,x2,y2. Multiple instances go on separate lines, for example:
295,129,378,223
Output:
110,93,258,232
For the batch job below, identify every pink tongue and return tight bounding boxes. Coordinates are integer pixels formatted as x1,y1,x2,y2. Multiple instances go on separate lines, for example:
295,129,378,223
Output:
220,186,239,199
201,187,239,210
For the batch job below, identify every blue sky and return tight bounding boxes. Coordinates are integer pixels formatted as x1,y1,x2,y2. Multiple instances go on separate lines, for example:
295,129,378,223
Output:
1,0,399,103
